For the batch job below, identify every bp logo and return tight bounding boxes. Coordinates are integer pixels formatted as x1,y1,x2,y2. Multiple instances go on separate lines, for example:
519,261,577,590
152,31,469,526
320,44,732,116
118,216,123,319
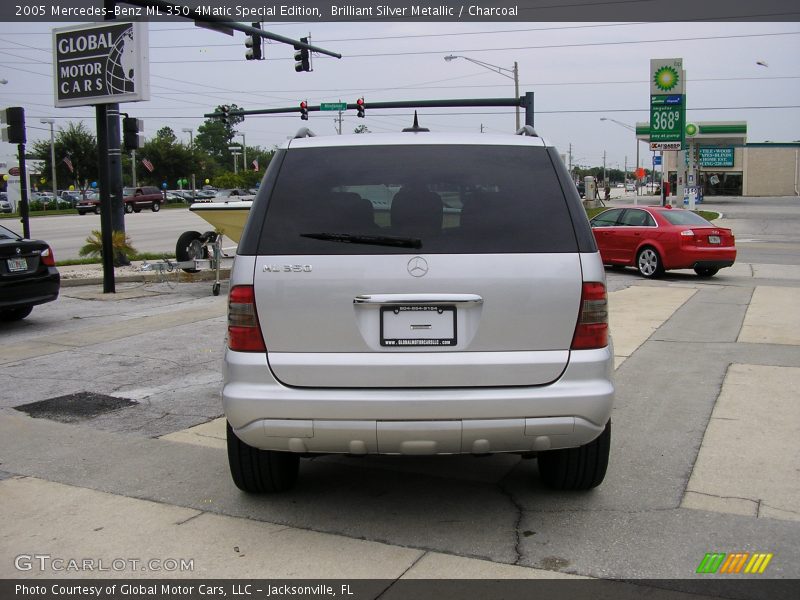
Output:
686,123,698,136
654,66,680,92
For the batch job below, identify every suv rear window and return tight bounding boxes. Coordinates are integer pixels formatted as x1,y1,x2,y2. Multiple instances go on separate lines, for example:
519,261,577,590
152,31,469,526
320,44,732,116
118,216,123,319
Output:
257,145,578,255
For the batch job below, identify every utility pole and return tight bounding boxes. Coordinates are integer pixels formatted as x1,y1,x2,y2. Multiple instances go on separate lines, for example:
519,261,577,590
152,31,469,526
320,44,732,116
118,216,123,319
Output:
602,150,607,188
131,149,137,187
568,143,573,178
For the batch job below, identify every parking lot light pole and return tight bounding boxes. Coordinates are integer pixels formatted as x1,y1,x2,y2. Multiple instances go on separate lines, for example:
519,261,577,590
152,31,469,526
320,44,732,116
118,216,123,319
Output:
444,55,520,130
182,127,196,197
236,132,246,171
601,117,641,206
40,118,56,210
228,146,241,174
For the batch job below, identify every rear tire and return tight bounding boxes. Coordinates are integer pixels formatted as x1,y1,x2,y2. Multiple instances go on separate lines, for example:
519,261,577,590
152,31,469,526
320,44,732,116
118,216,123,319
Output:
175,230,207,273
537,420,610,490
227,421,299,493
125,203,133,214
636,247,664,278
0,306,33,321
694,266,719,278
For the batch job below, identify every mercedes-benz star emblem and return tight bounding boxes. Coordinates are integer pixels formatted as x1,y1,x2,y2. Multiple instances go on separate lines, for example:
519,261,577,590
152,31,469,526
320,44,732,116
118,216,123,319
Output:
407,256,429,277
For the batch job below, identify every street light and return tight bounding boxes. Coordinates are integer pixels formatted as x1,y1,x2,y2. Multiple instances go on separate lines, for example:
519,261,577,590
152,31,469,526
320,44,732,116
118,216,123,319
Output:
235,132,246,170
40,118,56,210
600,117,644,205
228,145,241,174
182,127,196,197
444,54,520,130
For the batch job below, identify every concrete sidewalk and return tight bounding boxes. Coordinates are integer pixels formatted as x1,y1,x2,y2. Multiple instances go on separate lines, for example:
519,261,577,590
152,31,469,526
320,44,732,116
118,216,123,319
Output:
1,264,799,580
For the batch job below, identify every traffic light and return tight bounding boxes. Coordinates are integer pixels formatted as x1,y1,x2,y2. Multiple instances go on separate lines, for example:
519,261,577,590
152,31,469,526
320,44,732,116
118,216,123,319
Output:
356,98,365,118
245,22,263,61
122,117,143,151
294,37,311,72
299,101,308,121
1,106,26,144
219,105,230,125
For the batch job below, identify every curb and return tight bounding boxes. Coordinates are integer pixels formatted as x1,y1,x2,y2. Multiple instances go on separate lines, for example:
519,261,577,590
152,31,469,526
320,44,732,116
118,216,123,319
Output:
60,268,231,288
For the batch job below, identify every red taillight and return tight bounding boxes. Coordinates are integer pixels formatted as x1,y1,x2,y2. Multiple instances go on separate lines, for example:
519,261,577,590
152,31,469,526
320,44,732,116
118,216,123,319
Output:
227,285,266,352
40,246,56,267
571,282,609,350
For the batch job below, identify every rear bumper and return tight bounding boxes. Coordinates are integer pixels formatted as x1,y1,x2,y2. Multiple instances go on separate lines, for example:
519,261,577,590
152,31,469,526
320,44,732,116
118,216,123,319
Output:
666,246,736,270
222,345,614,455
0,269,60,310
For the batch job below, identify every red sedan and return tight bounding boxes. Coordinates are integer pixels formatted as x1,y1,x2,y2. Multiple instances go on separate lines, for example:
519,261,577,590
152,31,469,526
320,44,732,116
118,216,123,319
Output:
589,206,736,278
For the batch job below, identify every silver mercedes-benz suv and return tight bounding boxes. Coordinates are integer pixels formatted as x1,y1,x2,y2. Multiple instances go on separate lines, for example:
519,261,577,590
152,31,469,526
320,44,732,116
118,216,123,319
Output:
223,124,614,492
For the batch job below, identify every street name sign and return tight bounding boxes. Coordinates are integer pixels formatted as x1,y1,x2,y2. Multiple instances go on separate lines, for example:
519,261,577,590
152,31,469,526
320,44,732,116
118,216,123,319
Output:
320,102,347,111
53,22,150,108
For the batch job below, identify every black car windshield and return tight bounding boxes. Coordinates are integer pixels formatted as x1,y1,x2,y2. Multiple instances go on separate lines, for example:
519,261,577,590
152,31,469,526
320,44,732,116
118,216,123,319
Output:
258,144,578,255
0,224,21,240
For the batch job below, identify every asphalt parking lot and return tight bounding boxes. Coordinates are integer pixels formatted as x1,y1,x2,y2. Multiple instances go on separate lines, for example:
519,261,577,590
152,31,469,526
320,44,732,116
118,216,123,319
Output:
1,196,798,594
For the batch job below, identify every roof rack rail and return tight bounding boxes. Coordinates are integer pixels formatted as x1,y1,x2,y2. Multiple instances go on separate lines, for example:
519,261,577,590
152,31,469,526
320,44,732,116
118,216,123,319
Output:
294,127,316,139
516,125,538,137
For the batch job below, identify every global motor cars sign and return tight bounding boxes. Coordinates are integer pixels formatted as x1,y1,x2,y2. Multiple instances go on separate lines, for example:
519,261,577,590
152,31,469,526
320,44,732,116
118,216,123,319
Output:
53,22,149,108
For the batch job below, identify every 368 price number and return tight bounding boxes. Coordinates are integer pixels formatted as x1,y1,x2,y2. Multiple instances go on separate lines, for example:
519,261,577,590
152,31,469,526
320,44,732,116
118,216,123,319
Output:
651,109,680,131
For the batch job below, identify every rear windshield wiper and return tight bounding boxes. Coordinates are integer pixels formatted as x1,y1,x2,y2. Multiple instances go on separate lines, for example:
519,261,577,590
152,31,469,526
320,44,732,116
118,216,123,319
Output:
300,232,422,249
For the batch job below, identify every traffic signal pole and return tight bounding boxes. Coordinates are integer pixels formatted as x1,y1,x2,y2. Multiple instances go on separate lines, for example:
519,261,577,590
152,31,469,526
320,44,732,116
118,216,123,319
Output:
209,94,536,128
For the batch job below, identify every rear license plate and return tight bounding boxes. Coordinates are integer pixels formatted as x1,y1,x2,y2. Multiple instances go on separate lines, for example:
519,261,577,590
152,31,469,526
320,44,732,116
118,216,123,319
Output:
708,235,721,244
7,257,27,272
380,305,457,347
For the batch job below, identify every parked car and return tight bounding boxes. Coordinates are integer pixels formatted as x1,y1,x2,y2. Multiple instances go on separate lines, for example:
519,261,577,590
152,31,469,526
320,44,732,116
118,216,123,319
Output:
589,206,736,278
222,125,614,493
576,181,586,198
0,192,11,214
0,223,60,321
123,186,164,213
77,187,164,214
76,193,100,215
625,183,636,192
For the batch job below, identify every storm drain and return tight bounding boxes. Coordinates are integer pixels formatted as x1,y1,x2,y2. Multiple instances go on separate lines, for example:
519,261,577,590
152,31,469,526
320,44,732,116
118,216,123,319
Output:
14,392,138,423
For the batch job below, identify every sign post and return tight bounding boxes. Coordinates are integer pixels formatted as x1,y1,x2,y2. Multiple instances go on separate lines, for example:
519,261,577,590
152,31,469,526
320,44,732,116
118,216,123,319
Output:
649,58,685,205
53,21,149,292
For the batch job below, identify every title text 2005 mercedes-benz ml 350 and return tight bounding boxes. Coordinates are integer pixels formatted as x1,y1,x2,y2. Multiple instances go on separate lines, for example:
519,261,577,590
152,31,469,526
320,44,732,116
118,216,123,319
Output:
223,124,614,493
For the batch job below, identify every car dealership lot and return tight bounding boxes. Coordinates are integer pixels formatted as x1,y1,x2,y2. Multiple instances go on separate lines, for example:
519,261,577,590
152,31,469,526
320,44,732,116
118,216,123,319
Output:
1,197,799,584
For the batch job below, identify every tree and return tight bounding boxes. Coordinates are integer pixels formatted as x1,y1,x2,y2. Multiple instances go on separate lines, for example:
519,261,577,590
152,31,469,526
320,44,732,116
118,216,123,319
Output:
136,130,195,189
354,125,371,134
30,122,98,194
195,104,245,167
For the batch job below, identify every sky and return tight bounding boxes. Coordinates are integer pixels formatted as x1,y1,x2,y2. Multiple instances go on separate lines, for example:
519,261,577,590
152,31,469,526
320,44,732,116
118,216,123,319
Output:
1,19,799,175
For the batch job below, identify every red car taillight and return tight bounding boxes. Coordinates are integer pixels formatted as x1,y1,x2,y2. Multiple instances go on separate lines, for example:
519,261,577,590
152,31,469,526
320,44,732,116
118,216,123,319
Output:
40,246,56,267
571,282,609,350
227,285,266,352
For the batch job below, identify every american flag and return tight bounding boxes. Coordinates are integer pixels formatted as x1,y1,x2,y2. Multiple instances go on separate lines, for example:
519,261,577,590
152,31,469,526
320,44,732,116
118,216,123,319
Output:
141,158,154,173
252,158,259,172
62,156,74,173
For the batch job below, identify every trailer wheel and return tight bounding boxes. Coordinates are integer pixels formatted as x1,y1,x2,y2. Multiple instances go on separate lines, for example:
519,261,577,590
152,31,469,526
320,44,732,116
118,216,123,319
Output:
176,230,207,273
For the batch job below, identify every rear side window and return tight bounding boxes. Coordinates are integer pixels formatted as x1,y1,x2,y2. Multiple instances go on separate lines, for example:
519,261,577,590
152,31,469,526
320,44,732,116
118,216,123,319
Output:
661,210,713,226
257,145,578,255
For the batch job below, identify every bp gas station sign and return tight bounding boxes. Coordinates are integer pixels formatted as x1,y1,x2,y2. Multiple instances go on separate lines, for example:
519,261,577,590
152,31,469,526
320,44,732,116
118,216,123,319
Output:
649,58,685,151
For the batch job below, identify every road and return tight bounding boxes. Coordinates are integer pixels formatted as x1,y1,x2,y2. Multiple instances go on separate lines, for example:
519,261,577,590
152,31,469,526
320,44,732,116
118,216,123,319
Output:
0,196,798,591
18,207,222,261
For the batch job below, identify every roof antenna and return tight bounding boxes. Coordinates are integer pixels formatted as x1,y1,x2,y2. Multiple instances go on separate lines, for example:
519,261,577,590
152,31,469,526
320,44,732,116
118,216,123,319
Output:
402,111,430,133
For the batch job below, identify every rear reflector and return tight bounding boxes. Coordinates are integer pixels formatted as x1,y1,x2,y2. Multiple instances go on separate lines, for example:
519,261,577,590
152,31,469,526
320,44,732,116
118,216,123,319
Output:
228,285,266,352
571,282,609,350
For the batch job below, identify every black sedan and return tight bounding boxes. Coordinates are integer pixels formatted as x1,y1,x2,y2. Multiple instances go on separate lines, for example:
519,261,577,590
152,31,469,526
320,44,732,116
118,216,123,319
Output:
0,224,60,321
